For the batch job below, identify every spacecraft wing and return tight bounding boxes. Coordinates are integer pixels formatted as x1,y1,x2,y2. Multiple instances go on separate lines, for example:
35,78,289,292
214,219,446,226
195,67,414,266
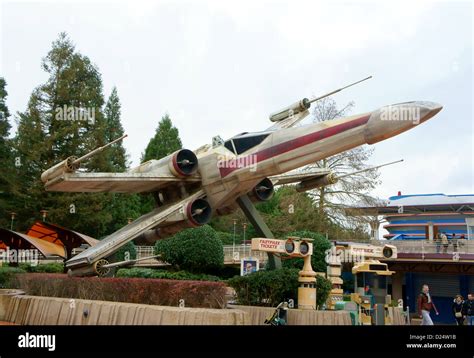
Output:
44,172,201,193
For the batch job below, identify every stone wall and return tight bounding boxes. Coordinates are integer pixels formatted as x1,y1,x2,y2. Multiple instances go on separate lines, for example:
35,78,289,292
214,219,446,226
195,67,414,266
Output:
229,305,353,325
1,290,358,326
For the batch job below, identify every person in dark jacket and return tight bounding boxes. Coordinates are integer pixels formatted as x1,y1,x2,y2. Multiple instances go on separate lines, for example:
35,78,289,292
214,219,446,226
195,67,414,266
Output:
417,284,439,325
463,294,474,326
452,295,464,325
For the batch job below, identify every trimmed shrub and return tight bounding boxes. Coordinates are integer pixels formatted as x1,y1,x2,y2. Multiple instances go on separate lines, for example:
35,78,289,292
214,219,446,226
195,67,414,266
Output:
10,273,227,308
228,268,299,307
155,225,224,273
0,266,26,288
315,274,332,308
228,268,332,308
19,262,64,273
116,268,220,281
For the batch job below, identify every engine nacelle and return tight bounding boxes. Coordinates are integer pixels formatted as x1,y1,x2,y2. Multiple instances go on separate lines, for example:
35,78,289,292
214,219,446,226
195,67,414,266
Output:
130,149,198,177
169,149,199,177
185,198,212,226
249,178,274,202
134,197,212,245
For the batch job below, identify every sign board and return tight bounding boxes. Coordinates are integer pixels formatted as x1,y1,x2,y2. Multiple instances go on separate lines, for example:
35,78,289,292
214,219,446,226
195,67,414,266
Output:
251,238,286,253
241,257,259,276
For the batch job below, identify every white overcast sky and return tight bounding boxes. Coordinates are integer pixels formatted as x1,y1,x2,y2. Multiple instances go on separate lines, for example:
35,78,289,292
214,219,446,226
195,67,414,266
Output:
1,0,473,200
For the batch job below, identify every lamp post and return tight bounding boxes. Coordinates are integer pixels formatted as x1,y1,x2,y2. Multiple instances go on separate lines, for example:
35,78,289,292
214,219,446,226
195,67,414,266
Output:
232,219,237,261
243,222,248,257
40,210,48,222
10,212,16,230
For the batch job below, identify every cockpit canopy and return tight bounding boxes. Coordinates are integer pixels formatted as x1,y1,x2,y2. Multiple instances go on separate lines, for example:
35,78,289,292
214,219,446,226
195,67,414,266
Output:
223,131,271,155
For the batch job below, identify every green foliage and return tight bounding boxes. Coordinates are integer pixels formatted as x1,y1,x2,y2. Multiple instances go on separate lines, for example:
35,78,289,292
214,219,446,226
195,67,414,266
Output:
103,86,127,171
4,32,146,240
216,231,240,245
116,268,220,281
139,113,183,215
228,268,299,306
282,230,331,273
10,32,115,236
315,274,332,308
100,87,146,233
0,77,14,230
141,114,182,162
18,262,64,273
154,225,224,273
228,268,332,308
0,266,26,288
104,194,143,234
112,241,137,261
255,193,281,215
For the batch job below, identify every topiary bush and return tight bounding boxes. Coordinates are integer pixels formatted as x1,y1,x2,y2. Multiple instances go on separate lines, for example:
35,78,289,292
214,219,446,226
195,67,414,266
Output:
155,225,224,273
228,268,332,308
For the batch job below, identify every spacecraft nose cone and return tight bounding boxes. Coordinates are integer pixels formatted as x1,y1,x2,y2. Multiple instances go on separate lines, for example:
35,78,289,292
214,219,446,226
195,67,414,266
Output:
414,101,443,123
364,101,443,144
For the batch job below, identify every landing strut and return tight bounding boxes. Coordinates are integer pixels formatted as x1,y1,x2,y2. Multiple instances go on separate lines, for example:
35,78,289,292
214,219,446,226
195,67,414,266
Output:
236,194,282,270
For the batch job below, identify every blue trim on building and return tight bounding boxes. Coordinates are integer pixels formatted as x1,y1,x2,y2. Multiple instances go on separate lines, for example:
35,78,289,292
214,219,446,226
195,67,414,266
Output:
387,229,468,235
389,193,473,200
389,219,466,224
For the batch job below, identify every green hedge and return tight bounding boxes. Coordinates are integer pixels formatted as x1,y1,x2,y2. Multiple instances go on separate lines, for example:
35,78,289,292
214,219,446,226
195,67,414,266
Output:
116,268,220,281
18,262,64,273
228,268,332,308
0,266,26,288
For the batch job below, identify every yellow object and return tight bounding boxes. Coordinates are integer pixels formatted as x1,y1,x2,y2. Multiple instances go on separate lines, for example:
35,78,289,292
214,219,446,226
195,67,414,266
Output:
298,255,317,310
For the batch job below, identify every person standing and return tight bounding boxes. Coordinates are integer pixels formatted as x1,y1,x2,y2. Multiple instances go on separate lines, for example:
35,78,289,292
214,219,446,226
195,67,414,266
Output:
441,232,449,254
435,232,441,253
451,233,458,252
452,295,465,325
418,284,439,325
463,293,474,325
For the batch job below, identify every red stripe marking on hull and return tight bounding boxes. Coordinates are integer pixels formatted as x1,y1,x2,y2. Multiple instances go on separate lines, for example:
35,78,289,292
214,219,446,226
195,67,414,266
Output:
219,115,370,177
